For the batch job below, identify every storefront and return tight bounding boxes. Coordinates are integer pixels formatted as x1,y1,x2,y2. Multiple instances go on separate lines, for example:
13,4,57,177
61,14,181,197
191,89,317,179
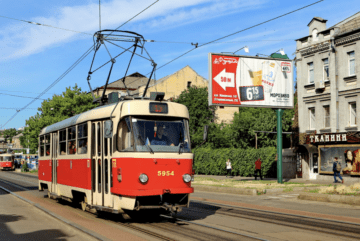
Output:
302,132,360,180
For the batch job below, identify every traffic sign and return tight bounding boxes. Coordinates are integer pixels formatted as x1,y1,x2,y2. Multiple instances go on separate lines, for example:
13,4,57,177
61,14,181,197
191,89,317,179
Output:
208,53,294,108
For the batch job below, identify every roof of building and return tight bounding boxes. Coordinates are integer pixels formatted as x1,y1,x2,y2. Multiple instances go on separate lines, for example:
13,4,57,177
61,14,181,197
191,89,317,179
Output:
145,65,208,89
93,72,155,91
270,53,290,59
297,12,360,41
307,17,327,26
13,133,23,138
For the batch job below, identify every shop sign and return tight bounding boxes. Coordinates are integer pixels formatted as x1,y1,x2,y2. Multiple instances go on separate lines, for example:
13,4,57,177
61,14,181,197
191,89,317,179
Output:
309,134,347,143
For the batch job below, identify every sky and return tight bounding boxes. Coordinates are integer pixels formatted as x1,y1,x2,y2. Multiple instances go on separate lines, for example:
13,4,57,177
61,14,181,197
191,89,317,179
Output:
0,0,358,130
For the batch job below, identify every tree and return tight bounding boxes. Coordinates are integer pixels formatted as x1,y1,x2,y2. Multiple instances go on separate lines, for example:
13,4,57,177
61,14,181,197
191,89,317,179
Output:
21,84,98,152
172,86,217,148
3,128,17,143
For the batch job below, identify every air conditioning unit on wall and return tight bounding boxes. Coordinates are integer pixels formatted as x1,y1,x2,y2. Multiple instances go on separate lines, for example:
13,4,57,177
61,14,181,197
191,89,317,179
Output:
315,80,325,90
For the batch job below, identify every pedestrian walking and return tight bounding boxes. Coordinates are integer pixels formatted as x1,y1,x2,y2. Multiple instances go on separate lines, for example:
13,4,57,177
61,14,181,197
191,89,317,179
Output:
333,157,344,183
226,159,232,178
254,158,263,180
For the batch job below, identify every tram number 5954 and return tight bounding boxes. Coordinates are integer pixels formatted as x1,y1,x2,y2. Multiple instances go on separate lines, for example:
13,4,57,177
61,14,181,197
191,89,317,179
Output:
158,171,175,176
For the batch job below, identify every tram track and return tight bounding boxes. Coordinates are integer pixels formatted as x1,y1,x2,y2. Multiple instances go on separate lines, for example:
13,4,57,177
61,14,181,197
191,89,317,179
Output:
0,173,266,241
185,200,360,240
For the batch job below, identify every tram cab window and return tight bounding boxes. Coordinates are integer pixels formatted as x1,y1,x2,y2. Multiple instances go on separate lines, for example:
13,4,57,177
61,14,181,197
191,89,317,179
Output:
40,136,45,156
118,117,191,153
68,126,76,155
59,130,67,155
4,156,12,162
117,117,134,152
77,123,88,154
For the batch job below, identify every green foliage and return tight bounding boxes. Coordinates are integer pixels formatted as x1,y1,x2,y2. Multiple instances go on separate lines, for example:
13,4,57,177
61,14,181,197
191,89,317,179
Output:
193,147,277,177
3,128,17,143
21,162,29,172
21,84,98,152
173,86,216,148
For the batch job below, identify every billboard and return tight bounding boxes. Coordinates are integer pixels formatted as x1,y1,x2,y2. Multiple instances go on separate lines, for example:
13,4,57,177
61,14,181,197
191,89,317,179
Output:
208,53,294,108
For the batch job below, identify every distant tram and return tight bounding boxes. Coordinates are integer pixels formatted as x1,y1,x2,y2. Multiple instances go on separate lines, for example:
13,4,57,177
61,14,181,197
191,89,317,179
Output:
0,153,15,171
38,93,194,216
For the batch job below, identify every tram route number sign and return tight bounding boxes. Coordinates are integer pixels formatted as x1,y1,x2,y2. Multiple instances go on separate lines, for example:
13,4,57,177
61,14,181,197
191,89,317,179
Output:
149,102,168,114
240,86,264,101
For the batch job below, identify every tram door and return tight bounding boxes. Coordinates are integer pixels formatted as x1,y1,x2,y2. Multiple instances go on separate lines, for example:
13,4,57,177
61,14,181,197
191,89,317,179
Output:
51,133,58,194
92,121,112,207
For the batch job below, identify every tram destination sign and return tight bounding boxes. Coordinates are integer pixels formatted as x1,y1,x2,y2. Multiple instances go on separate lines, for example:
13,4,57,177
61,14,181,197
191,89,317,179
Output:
208,53,294,108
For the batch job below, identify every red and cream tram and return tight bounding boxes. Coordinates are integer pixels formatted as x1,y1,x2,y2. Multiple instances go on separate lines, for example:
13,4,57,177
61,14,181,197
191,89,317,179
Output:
0,153,15,171
38,95,194,215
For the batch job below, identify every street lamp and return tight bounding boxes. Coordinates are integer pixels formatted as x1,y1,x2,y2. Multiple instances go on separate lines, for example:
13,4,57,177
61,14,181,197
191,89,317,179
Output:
221,46,249,55
272,48,285,55
233,46,249,54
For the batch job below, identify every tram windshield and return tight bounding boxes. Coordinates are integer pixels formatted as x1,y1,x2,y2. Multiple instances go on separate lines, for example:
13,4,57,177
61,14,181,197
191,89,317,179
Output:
3,156,13,162
117,116,191,153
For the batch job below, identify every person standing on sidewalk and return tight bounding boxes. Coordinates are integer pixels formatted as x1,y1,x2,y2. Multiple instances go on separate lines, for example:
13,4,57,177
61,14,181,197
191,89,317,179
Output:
333,157,344,183
226,159,232,178
254,158,263,180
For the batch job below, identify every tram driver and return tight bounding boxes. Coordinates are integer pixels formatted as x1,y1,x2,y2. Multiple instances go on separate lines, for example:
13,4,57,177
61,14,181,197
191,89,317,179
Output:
150,125,174,146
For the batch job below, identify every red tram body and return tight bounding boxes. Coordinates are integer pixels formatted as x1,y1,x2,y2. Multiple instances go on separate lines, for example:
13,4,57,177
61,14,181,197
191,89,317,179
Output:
0,153,15,171
38,98,194,214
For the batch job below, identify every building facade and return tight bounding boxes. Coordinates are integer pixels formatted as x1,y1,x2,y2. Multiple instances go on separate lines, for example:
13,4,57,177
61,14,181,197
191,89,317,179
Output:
296,13,360,181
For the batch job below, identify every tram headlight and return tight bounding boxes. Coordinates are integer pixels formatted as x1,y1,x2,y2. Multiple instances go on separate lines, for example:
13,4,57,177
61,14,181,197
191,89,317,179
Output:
183,174,191,183
139,174,148,184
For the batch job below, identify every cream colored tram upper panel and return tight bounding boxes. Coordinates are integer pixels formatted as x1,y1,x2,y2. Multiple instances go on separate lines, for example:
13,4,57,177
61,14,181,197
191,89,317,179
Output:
39,100,189,136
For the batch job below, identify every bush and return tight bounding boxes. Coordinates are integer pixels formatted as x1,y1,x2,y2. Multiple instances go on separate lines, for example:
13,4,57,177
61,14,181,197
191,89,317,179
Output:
21,162,29,172
193,147,277,177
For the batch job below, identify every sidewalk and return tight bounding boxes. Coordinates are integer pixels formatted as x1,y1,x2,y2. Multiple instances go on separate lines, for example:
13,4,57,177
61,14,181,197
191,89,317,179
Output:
195,174,357,185
0,187,96,240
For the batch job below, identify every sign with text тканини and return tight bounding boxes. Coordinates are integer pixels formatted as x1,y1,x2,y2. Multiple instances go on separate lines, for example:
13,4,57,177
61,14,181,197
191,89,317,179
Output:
208,53,294,108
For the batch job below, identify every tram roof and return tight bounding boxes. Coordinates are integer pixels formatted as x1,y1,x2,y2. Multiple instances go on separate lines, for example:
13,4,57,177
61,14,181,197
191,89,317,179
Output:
40,100,189,135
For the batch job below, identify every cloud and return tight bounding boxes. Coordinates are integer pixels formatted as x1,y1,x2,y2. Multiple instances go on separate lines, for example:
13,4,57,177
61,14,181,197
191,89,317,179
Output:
0,0,268,61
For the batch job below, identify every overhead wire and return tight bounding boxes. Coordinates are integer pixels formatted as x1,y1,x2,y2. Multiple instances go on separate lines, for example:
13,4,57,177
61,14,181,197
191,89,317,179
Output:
0,92,46,100
2,0,159,129
0,14,92,36
125,0,324,88
1,45,94,129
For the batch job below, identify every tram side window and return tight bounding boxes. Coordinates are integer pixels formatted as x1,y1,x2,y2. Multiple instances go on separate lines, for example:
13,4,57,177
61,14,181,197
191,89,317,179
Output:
117,117,134,152
77,123,88,154
59,130,66,155
68,126,76,155
45,134,50,156
40,136,45,156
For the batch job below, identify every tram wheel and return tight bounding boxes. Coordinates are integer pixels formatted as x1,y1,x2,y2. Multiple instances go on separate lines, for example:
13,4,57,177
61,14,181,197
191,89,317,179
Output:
81,197,87,211
47,191,51,199
121,212,132,220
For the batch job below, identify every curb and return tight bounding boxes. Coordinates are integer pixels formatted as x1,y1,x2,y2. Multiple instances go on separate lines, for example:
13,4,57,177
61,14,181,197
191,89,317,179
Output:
0,185,107,241
193,185,324,195
298,193,360,205
193,185,257,195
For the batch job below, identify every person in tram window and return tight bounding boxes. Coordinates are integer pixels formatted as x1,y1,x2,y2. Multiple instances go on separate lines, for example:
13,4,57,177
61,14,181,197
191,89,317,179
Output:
68,141,75,154
150,125,174,146
79,141,87,154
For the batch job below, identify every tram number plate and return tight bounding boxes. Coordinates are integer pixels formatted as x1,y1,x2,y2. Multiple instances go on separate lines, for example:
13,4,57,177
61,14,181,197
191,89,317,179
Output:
158,171,174,176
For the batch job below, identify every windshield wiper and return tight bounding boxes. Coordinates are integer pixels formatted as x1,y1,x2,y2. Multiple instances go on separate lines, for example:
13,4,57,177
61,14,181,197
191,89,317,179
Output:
178,142,184,154
137,134,154,154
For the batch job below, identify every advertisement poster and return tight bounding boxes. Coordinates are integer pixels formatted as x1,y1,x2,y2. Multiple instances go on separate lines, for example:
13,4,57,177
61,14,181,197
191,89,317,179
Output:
208,53,294,108
319,145,360,175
